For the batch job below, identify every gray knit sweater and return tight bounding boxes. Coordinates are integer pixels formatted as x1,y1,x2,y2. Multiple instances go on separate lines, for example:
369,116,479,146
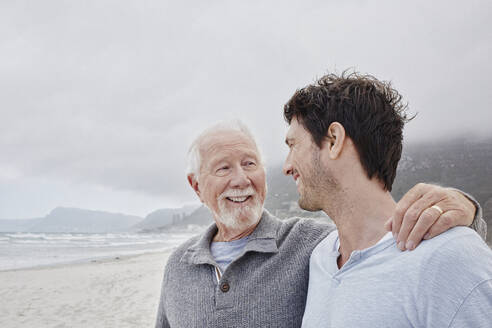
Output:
155,210,333,328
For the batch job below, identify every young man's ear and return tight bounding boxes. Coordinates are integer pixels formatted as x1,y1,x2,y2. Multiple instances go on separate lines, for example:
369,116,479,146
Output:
325,122,346,160
187,174,201,199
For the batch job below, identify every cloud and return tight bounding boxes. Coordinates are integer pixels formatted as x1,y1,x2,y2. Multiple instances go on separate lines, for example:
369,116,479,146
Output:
0,0,490,217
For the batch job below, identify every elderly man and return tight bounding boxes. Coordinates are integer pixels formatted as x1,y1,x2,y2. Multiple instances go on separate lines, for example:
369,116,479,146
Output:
280,72,492,327
155,120,486,328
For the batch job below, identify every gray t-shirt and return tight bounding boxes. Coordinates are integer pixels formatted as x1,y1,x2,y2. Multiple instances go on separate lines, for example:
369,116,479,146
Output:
210,236,249,272
302,227,492,328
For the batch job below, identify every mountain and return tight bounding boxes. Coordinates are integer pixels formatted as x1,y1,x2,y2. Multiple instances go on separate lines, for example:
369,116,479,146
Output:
1,205,207,234
133,204,199,231
2,138,489,237
392,138,492,244
26,207,143,233
178,205,214,226
142,205,214,232
391,138,492,203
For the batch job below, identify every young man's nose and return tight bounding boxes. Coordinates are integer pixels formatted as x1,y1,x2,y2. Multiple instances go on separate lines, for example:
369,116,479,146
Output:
283,161,293,176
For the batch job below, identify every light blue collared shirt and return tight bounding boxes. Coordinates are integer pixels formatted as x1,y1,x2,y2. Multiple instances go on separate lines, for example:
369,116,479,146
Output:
302,227,492,328
210,236,249,272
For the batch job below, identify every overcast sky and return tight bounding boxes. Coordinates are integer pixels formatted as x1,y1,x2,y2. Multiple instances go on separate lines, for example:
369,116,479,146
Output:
1,0,491,218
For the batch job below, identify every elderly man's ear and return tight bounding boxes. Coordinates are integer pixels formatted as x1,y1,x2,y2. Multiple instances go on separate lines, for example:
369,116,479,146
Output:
187,174,201,199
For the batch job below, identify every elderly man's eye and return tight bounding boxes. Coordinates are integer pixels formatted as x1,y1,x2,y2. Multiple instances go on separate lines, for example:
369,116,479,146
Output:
217,166,229,172
244,161,256,167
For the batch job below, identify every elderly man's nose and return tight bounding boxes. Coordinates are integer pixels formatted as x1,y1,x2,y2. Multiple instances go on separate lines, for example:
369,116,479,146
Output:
230,168,251,188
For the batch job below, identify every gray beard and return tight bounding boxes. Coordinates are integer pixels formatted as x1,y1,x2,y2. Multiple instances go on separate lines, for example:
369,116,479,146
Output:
215,196,263,230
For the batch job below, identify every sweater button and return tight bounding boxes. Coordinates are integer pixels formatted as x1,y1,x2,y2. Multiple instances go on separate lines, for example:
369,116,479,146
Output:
220,282,230,293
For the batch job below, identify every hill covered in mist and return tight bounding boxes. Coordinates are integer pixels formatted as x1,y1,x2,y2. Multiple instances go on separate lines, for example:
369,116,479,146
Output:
1,138,490,243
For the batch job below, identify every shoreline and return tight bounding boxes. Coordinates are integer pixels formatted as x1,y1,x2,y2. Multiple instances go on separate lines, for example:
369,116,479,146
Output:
0,249,173,328
0,247,174,273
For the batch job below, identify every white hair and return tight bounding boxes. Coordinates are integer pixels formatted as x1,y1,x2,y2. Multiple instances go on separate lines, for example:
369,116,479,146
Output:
186,120,264,180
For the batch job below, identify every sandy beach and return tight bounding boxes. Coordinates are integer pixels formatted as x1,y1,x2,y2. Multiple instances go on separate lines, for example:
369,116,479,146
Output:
0,251,171,328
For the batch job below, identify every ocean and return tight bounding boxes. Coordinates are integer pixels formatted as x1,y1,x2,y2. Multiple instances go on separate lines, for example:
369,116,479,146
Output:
0,229,201,271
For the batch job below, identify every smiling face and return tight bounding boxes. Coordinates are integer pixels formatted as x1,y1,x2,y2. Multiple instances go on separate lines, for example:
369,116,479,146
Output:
283,117,339,211
194,130,266,230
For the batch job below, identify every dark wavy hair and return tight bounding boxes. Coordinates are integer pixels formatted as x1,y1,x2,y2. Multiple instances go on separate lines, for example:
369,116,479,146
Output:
283,71,412,191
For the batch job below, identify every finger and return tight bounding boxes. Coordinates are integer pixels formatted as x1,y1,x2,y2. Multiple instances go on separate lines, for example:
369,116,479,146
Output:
405,207,440,250
392,184,427,240
423,211,455,240
395,196,435,250
396,187,447,250
384,218,392,232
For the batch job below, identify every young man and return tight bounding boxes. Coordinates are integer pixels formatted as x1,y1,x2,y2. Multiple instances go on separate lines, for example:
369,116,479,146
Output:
282,72,492,327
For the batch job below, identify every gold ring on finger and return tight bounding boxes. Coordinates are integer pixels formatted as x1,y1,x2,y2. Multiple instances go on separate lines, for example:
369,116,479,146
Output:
430,205,444,216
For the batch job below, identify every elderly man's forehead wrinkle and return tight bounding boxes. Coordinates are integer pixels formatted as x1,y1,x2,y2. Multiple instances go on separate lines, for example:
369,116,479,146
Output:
200,141,251,157
202,135,259,154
